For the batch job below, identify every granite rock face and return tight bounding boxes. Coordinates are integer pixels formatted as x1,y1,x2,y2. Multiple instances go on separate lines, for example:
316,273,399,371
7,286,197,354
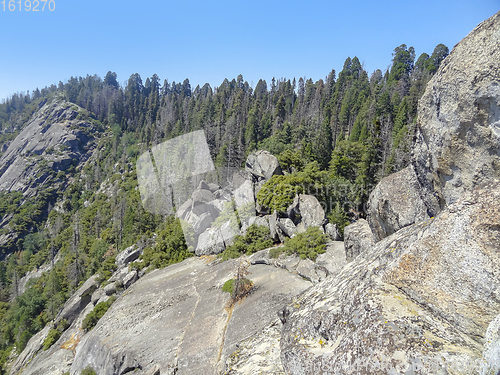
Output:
62,257,311,375
482,313,500,374
414,12,500,209
280,180,500,374
368,12,500,241
0,98,99,197
223,320,285,374
0,98,101,252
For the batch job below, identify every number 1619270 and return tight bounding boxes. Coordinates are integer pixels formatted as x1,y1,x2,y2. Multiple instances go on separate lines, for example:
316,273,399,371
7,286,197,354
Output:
1,0,55,11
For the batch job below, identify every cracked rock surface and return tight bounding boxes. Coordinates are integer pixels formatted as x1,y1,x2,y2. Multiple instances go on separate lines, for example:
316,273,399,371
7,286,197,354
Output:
67,256,310,375
280,180,500,374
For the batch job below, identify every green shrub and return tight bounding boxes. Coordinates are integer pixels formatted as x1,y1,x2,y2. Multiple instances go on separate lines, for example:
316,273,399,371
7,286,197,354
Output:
327,202,350,237
81,367,97,375
16,331,32,354
256,162,327,214
95,256,117,284
220,224,272,261
225,261,253,305
222,279,234,294
42,318,70,350
131,217,192,271
283,226,328,261
57,318,69,331
82,296,116,332
43,329,61,351
269,247,284,259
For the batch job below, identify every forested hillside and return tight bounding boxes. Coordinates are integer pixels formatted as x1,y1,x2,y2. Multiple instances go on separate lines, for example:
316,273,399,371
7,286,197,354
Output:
0,42,448,373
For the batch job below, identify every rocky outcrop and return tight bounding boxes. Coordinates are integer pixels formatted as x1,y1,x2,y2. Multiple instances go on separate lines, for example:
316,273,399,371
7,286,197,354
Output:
482,314,500,374
246,150,283,216
245,150,282,182
367,12,500,241
414,13,500,209
367,165,431,241
249,241,347,284
0,99,100,197
176,151,333,254
115,245,141,267
55,275,98,326
280,180,500,374
343,219,375,261
0,99,102,252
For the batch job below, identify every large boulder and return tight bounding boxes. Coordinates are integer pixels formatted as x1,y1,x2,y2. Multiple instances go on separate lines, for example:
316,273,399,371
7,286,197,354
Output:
324,223,341,241
245,150,283,182
287,194,327,229
55,274,99,326
195,227,225,256
195,219,239,256
280,180,500,374
343,219,375,261
367,165,431,241
116,245,141,267
315,241,347,276
277,218,297,238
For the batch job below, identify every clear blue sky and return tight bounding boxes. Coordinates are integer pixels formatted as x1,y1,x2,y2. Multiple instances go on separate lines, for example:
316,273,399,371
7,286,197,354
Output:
0,0,498,100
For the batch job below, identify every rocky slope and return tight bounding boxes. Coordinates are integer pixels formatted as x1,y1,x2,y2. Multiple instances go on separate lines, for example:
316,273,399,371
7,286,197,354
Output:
0,97,100,197
281,180,500,374
9,241,348,375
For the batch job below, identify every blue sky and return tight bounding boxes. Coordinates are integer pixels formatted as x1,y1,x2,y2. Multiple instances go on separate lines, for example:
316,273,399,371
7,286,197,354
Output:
0,0,498,100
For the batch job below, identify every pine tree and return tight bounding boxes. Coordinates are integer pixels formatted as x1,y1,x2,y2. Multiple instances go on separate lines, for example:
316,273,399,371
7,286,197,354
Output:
69,212,84,289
